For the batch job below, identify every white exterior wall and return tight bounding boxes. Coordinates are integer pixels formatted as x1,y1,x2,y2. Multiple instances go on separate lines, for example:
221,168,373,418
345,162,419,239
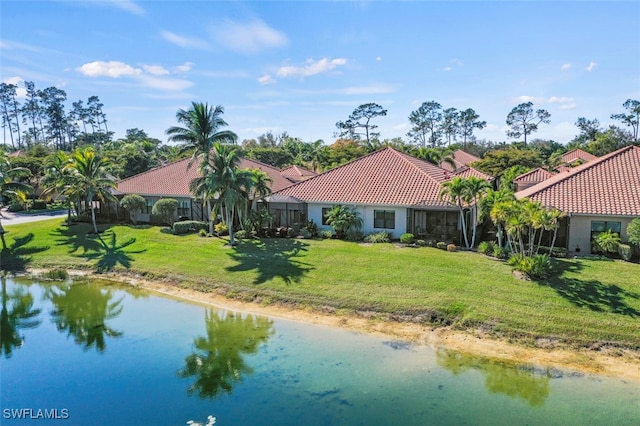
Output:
307,203,408,239
568,215,636,255
134,196,193,223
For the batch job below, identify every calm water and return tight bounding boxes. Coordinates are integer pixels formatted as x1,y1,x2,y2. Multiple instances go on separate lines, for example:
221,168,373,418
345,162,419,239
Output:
1,276,638,425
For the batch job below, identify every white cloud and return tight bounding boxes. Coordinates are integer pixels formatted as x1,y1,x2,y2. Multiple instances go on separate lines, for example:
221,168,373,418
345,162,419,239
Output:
443,66,452,72
559,103,577,110
77,60,193,91
142,65,169,76
376,56,382,61
161,31,208,49
561,63,571,70
276,58,347,78
0,39,41,52
2,76,26,98
516,95,538,103
586,61,598,72
173,62,194,73
211,19,287,54
258,74,276,85
549,96,574,103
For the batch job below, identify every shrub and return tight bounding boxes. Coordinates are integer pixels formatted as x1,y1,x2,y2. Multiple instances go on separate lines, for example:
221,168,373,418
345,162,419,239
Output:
508,254,552,279
426,240,437,248
627,218,640,247
173,220,208,235
447,244,457,252
345,230,364,242
46,269,69,280
492,245,509,259
478,241,495,254
364,231,391,243
593,229,621,254
287,228,298,238
299,228,312,238
214,222,229,236
120,194,146,224
304,219,319,237
436,241,447,250
8,201,24,212
234,229,248,240
416,239,426,247
319,230,334,239
400,233,415,244
198,229,208,237
151,198,178,226
31,199,47,210
618,243,632,262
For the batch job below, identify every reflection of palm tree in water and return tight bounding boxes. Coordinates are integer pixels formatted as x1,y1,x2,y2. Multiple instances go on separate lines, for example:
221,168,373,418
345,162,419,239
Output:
436,349,550,407
179,309,274,399
46,282,123,353
0,275,41,358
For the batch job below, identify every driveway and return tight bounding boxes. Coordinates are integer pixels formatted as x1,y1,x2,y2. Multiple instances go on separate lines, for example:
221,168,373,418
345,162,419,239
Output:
0,208,68,225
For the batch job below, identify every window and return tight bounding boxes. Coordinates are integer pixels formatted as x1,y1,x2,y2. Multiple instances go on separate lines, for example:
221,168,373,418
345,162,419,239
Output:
322,207,331,225
591,221,621,234
177,200,191,217
145,199,154,214
374,210,395,229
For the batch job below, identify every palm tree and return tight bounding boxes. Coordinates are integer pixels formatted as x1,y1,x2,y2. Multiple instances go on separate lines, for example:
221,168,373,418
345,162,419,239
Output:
41,151,79,226
440,177,471,248
166,102,237,168
0,151,32,249
480,189,515,249
464,176,492,248
414,147,456,170
324,205,363,239
65,148,117,234
1,276,41,358
191,143,252,245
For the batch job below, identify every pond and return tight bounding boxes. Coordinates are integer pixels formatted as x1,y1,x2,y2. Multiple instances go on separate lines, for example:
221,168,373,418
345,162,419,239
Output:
1,276,638,425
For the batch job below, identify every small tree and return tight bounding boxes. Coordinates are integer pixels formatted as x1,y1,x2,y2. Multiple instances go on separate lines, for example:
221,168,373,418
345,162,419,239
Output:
152,198,178,227
120,194,146,224
593,229,621,255
625,218,640,246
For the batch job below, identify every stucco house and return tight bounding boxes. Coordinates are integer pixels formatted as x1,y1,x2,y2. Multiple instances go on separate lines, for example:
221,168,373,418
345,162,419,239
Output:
266,147,480,241
116,157,299,223
515,145,640,255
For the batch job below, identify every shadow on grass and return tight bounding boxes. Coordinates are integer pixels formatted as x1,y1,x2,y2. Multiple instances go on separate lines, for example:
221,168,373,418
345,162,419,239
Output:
52,223,104,255
0,233,50,272
225,238,313,285
79,230,146,273
542,259,640,317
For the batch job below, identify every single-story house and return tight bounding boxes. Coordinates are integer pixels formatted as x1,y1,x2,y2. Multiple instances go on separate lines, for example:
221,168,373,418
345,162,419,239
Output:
266,147,482,242
116,156,298,223
515,145,640,255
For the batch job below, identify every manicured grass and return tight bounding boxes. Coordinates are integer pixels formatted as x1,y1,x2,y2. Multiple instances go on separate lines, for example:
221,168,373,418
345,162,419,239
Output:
2,218,639,349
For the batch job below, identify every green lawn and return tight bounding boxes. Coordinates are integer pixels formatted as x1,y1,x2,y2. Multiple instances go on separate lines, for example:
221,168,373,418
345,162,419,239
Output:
2,218,639,350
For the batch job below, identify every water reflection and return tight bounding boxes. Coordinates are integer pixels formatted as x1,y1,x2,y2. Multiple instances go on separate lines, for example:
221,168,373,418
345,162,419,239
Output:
45,281,124,353
436,349,551,406
0,275,41,358
179,309,274,399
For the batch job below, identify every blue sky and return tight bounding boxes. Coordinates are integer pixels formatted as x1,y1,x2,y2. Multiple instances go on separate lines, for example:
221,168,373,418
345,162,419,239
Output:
1,1,639,146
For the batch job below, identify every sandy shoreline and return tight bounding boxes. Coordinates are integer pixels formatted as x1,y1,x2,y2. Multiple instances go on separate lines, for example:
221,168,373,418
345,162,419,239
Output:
25,269,640,382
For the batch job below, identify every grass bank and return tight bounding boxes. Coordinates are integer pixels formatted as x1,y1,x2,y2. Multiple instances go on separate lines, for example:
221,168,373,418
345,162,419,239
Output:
2,219,639,351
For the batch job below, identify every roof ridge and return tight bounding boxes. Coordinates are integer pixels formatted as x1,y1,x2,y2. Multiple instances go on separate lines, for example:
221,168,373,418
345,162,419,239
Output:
517,145,637,198
391,147,450,183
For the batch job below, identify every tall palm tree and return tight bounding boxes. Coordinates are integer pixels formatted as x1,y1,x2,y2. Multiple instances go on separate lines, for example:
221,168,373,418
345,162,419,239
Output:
440,177,471,248
41,151,80,226
0,151,32,249
191,143,252,245
165,102,237,168
65,148,116,234
480,189,515,249
464,176,492,248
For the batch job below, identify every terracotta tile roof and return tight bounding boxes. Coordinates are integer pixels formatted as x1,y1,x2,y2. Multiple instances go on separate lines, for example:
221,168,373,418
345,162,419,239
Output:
516,145,640,216
514,167,555,183
452,166,494,181
271,147,452,207
561,148,597,165
117,156,295,197
440,149,481,172
279,165,317,182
